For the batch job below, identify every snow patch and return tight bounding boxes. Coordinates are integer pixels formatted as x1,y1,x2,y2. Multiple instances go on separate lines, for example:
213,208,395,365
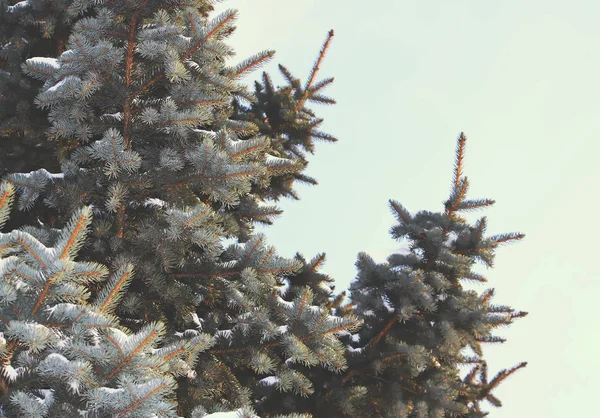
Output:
444,231,459,247
264,154,291,165
46,78,69,93
28,56,59,70
7,1,30,12
203,413,240,418
14,168,63,179
278,280,290,296
0,256,19,276
100,112,124,121
95,387,122,395
275,296,293,308
144,198,167,208
216,329,232,338
259,376,280,387
382,296,395,313
318,281,332,293
192,129,217,139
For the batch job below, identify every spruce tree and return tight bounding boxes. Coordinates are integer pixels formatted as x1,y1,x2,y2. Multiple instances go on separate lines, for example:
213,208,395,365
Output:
2,1,357,416
336,133,527,417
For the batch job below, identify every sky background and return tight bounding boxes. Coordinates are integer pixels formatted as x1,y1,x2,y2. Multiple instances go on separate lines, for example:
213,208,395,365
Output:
215,1,598,416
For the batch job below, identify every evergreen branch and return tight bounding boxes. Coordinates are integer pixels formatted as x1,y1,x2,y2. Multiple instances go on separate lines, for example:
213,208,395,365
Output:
117,381,171,417
486,393,502,407
295,289,310,324
307,77,335,95
307,94,336,105
457,198,495,211
453,132,467,190
510,311,528,319
235,50,275,77
245,210,282,220
381,352,406,363
97,268,133,314
184,11,202,60
311,130,338,142
105,326,162,379
368,315,398,347
267,164,299,173
487,362,527,392
59,209,91,260
246,236,263,259
132,73,165,98
0,183,15,230
183,209,210,229
162,347,186,362
473,217,487,243
294,30,335,112
230,144,265,159
488,232,525,245
182,9,237,61
322,322,361,336
262,72,275,99
309,253,326,272
464,365,481,384
389,200,411,224
15,237,48,270
31,268,67,316
313,349,345,370
311,313,327,335
257,248,275,270
192,98,227,106
124,14,138,88
168,270,237,279
476,336,506,344
481,288,494,304
105,333,126,361
116,204,125,238
278,64,299,87
257,266,299,275
205,9,237,41
169,168,262,189
449,177,468,212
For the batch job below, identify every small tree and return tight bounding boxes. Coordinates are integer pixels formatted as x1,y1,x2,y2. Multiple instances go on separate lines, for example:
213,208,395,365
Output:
339,133,527,417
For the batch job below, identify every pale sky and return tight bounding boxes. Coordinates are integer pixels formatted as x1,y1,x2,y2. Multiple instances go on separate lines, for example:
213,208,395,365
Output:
215,1,599,416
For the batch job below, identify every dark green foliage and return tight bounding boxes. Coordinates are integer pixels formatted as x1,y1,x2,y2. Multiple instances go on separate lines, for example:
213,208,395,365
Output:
338,133,527,417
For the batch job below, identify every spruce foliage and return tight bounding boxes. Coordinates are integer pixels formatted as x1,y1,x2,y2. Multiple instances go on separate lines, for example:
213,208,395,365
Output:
0,182,214,416
0,1,526,417
339,133,527,417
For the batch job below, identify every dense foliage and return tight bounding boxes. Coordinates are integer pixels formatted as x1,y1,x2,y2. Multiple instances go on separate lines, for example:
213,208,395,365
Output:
0,1,526,416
